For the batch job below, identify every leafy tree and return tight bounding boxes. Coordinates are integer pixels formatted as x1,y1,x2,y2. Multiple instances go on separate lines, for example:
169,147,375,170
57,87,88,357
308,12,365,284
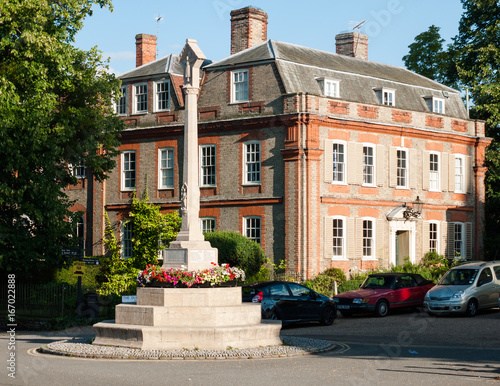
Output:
452,0,500,259
204,231,266,277
402,25,456,86
0,0,124,277
129,189,182,269
402,0,500,259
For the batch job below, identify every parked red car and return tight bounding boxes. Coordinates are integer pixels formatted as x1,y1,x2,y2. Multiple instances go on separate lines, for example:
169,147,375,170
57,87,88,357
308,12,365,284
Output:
334,273,435,317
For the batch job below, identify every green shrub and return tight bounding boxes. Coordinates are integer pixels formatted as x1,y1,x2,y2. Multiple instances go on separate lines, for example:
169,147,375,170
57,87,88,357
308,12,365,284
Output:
246,258,286,283
302,274,337,297
321,268,347,284
204,231,266,277
338,279,364,293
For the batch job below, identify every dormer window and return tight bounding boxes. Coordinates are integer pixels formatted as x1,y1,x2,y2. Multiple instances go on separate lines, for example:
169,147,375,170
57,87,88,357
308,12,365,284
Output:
154,80,170,112
231,69,249,103
424,95,445,114
317,78,340,97
433,98,444,114
374,87,395,106
134,83,148,114
116,86,127,115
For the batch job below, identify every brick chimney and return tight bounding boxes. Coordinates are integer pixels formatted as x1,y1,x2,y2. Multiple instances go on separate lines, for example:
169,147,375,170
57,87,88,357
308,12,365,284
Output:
230,7,268,55
335,32,368,60
135,33,157,67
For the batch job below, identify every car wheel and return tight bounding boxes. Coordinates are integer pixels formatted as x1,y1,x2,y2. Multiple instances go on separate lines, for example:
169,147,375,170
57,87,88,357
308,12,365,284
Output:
268,310,280,320
340,310,353,317
465,299,478,317
320,306,335,325
375,300,389,317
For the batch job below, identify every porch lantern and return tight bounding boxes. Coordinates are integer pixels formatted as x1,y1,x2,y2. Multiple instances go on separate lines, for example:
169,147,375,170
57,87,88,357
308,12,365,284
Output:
403,196,423,220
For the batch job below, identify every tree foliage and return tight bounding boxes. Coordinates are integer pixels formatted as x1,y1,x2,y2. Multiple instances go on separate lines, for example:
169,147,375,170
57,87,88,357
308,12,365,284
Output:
453,0,500,259
99,194,182,295
129,189,182,269
402,0,500,259
0,0,124,276
402,25,457,87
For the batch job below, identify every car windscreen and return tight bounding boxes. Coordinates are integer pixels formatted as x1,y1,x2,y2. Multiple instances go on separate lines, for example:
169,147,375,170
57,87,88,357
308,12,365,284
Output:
438,268,478,286
361,276,395,289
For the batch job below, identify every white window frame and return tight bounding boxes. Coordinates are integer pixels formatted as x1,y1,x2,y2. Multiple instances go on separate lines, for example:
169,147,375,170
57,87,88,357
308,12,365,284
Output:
70,163,85,179
362,218,375,260
122,151,136,191
362,144,375,186
200,144,216,187
454,222,464,259
244,216,261,244
116,86,127,115
158,148,174,189
133,83,148,114
433,97,445,114
317,77,340,97
231,69,249,103
332,141,347,184
243,141,261,185
396,148,408,188
383,89,395,106
332,216,346,260
454,155,465,193
429,152,440,191
154,80,170,112
201,217,216,234
429,221,439,253
121,220,133,259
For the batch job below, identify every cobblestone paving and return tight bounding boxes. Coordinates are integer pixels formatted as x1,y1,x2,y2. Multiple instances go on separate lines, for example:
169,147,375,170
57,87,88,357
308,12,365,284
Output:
39,336,335,360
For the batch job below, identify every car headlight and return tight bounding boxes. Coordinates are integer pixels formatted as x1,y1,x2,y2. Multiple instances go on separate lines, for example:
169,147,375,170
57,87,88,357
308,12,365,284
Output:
425,292,430,300
333,298,339,303
452,290,465,299
352,298,369,304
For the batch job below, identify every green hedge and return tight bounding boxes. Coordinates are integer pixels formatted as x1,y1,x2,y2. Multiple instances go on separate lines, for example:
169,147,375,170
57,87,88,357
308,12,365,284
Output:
204,231,266,277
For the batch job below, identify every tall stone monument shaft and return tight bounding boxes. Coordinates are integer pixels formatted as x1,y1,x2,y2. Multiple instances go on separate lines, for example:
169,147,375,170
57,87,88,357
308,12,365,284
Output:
162,39,217,271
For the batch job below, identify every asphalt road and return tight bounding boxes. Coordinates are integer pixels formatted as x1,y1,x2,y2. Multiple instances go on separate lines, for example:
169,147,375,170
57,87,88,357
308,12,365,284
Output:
1,308,499,386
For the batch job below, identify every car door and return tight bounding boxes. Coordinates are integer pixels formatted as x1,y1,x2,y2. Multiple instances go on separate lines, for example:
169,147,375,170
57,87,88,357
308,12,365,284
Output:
267,283,293,320
286,283,322,320
475,268,496,308
392,276,414,307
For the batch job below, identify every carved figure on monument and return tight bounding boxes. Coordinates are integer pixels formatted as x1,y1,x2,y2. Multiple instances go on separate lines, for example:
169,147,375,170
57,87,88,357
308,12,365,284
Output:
180,182,188,212
184,54,191,84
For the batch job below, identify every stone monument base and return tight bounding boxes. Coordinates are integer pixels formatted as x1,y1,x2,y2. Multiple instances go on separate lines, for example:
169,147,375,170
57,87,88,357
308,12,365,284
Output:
162,240,218,271
93,287,282,350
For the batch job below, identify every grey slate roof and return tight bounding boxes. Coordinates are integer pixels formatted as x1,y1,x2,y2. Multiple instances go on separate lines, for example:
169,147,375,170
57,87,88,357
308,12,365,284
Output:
120,54,212,80
207,40,467,119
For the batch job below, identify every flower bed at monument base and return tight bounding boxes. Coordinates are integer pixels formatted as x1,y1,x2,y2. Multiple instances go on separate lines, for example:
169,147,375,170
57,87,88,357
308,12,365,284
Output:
136,263,245,288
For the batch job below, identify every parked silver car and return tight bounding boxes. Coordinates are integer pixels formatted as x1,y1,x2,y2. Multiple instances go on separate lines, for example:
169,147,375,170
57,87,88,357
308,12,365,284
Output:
424,261,500,317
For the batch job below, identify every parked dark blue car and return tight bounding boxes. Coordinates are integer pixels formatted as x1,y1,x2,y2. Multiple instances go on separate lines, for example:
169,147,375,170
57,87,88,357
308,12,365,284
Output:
242,281,336,326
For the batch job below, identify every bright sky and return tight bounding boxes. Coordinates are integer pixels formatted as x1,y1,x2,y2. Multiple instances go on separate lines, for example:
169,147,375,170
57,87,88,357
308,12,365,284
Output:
75,0,465,76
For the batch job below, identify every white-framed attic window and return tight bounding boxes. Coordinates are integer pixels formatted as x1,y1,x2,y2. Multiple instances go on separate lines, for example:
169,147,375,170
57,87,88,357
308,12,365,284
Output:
374,87,395,106
424,95,445,114
316,77,340,97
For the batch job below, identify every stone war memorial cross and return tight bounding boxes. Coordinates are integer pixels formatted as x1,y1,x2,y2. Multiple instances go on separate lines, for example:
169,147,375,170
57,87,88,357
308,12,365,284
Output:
91,40,282,351
162,39,218,272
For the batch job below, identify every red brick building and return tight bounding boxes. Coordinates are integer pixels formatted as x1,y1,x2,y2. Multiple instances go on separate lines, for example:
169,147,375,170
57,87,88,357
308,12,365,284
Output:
68,6,491,279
